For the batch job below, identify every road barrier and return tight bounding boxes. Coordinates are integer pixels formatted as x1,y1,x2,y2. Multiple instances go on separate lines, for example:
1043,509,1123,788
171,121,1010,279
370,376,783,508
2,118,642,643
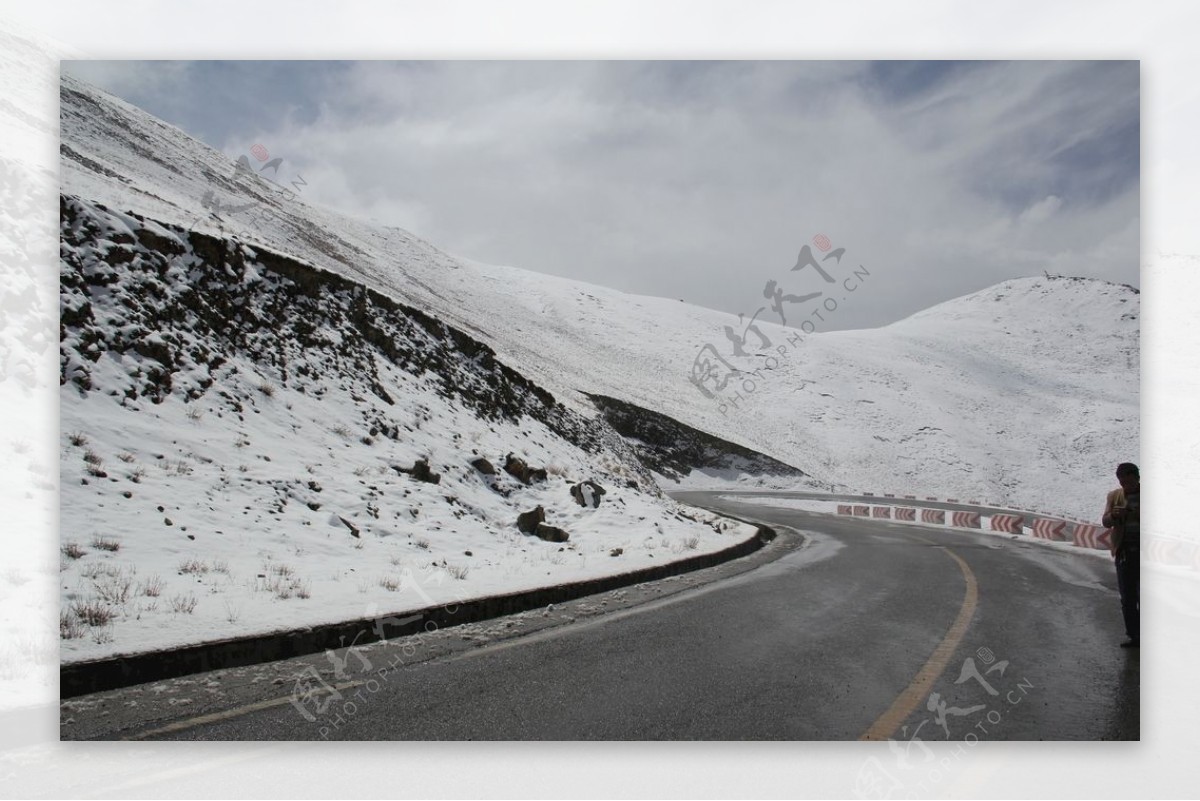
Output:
1032,518,1068,541
833,493,1199,568
990,514,1024,534
951,511,981,529
1072,523,1111,551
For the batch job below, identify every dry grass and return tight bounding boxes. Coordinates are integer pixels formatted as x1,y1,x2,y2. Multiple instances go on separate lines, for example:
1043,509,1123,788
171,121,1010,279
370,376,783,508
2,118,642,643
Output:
70,598,116,627
170,593,198,614
91,571,133,605
60,611,86,640
81,562,116,580
83,449,108,476
179,559,209,575
255,569,306,600
138,574,165,597
91,535,120,552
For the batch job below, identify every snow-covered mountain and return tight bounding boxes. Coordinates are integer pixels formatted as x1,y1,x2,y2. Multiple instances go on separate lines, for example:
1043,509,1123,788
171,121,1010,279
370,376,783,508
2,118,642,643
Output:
57,72,1138,660
58,73,1140,521
59,191,760,662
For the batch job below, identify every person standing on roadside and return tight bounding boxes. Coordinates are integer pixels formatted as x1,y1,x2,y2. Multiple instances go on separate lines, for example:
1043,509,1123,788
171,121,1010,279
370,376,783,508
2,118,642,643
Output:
1102,462,1140,648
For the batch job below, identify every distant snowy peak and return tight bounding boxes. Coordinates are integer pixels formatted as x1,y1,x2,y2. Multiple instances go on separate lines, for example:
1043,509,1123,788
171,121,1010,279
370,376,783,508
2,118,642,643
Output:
890,275,1140,329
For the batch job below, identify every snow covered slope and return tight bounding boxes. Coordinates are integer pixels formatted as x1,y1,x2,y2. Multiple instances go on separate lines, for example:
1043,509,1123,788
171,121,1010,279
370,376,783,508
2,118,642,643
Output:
59,73,1139,526
58,196,753,662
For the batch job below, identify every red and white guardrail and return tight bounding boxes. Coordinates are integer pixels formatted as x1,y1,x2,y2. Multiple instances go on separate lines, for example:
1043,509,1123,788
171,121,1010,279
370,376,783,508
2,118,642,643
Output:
951,511,981,529
990,514,1023,534
1032,518,1069,541
828,492,1200,572
1071,523,1110,551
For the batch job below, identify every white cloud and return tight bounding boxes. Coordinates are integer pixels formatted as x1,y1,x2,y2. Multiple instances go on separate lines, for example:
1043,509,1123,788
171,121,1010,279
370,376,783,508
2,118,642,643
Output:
1019,195,1064,226
62,60,1140,329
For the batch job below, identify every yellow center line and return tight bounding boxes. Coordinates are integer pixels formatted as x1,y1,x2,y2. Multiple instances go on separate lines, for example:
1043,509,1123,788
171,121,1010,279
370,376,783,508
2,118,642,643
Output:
127,529,976,742
859,537,979,741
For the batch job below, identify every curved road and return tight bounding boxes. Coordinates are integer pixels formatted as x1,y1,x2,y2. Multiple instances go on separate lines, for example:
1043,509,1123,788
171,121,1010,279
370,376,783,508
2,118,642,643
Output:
64,490,1138,742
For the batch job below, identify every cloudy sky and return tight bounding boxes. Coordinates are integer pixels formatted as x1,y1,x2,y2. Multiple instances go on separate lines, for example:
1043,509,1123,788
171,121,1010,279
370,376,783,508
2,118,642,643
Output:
63,59,1139,330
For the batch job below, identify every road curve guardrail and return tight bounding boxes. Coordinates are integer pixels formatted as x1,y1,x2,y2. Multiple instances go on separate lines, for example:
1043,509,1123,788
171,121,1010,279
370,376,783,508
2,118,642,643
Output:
830,492,1195,570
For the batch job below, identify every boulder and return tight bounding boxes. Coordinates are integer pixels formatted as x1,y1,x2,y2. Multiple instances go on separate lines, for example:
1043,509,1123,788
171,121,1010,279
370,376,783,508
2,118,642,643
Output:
504,453,528,483
395,458,441,485
471,457,496,475
535,523,570,543
570,480,607,508
504,453,532,484
516,505,546,534
410,458,441,485
504,453,548,485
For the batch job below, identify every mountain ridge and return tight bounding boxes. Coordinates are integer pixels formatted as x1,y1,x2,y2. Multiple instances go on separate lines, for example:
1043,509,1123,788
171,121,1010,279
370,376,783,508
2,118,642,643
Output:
59,71,1140,520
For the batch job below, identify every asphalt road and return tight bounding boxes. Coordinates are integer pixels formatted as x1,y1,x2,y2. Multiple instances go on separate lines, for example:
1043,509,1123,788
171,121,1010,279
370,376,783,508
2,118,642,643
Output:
61,490,1138,741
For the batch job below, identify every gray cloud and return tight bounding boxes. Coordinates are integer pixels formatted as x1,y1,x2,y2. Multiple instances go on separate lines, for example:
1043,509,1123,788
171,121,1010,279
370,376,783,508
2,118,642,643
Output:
62,60,1139,330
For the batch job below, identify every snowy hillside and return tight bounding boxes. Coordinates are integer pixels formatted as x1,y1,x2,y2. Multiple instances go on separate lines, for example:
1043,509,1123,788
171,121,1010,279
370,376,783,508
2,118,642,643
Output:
58,72,1140,524
58,196,753,662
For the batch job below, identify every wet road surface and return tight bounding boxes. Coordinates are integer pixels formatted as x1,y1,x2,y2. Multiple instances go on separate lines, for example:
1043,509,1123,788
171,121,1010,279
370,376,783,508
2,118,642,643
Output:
60,491,1138,741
